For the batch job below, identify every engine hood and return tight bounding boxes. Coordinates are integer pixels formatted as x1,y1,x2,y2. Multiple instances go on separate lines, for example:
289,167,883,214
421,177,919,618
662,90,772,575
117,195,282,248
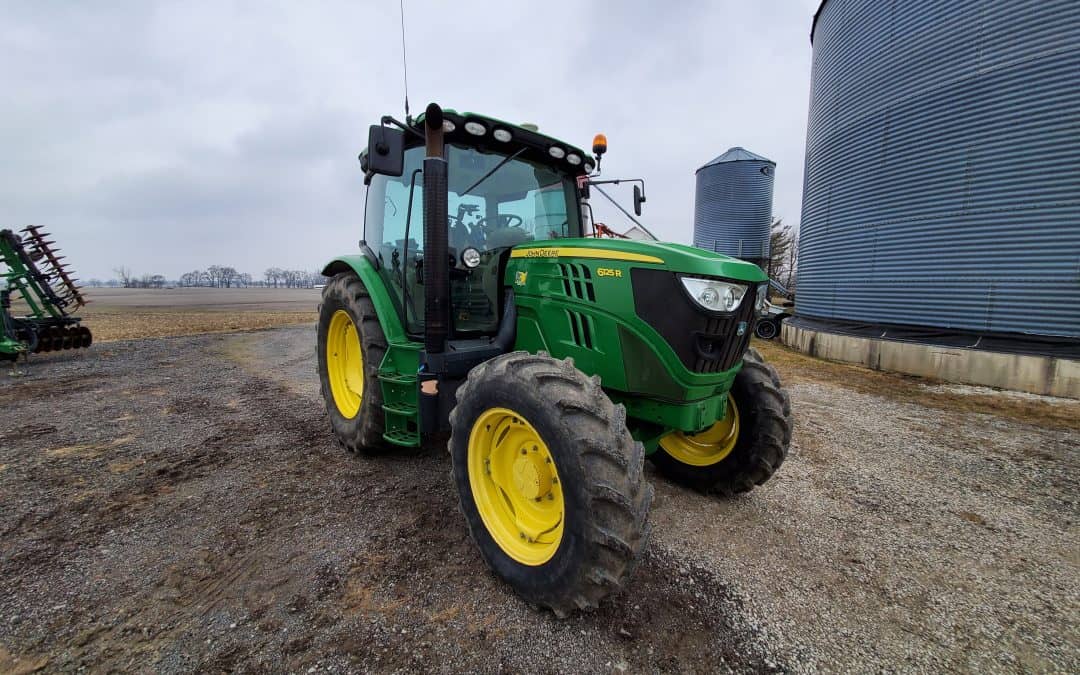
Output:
509,238,768,283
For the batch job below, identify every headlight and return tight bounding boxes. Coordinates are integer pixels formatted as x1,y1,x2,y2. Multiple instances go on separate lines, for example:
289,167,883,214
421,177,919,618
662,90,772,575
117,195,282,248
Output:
464,121,486,136
755,284,768,312
461,247,481,268
680,277,747,312
548,146,566,159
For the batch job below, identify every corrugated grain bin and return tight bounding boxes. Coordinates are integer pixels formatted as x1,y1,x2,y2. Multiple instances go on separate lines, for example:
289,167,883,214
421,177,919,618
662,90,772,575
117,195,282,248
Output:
797,0,1080,341
693,147,775,268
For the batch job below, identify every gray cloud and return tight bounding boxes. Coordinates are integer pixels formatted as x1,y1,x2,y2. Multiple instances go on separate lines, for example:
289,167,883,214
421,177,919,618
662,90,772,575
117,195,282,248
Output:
1,0,819,281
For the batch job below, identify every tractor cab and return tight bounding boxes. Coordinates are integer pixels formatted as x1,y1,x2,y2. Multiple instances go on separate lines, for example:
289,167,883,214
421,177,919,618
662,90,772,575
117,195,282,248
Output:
360,109,590,338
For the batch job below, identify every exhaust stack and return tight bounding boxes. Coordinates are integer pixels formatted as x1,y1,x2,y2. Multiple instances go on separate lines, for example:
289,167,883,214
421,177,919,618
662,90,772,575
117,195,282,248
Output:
422,103,449,354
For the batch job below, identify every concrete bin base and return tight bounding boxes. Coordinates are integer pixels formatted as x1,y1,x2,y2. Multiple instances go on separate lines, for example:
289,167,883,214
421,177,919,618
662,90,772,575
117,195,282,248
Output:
781,322,1080,399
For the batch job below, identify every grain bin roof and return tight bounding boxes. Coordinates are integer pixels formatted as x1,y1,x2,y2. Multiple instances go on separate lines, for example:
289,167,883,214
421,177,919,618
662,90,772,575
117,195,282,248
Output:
696,147,774,173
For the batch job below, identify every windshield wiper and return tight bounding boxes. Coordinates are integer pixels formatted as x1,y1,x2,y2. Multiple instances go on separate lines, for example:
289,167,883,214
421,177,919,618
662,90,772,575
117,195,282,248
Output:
462,147,527,195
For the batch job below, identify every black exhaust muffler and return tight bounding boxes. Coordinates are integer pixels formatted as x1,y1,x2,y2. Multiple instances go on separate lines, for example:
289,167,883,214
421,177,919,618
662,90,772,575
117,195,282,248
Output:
422,103,449,355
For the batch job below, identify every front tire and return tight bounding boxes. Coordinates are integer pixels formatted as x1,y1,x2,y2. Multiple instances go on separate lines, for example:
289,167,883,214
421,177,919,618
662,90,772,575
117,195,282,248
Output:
449,352,653,617
652,348,792,496
317,272,388,454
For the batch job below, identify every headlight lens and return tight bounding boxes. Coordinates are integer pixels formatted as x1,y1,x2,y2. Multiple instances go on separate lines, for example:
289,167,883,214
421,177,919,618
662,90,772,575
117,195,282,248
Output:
680,277,747,312
548,146,566,159
461,247,481,268
464,121,486,136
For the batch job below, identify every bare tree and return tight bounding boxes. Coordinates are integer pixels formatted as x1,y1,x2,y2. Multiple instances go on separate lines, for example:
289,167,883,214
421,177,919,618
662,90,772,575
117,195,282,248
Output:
221,266,238,288
113,266,133,288
766,219,800,292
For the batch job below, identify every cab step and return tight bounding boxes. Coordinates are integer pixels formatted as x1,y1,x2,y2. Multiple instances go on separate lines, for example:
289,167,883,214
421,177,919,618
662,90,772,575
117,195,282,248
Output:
378,371,417,385
383,428,420,447
378,369,420,447
382,402,417,417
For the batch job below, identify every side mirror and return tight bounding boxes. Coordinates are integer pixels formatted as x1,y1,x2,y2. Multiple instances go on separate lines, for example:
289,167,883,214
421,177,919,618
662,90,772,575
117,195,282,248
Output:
364,125,405,177
633,184,646,217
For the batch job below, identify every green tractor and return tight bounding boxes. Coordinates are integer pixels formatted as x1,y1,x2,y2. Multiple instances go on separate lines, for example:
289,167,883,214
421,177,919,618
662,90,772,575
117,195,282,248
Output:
317,104,791,616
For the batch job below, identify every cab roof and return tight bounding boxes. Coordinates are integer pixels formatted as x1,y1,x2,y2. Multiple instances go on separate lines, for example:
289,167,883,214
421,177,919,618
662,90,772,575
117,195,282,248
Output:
411,108,595,177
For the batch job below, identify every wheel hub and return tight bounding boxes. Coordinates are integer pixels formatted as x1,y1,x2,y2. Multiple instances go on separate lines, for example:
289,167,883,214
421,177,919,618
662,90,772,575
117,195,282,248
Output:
467,408,565,565
512,452,552,500
326,309,364,418
659,394,741,467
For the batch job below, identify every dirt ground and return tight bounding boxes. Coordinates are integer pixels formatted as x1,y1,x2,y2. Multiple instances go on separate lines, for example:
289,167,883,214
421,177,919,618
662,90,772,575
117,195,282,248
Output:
1,318,1077,673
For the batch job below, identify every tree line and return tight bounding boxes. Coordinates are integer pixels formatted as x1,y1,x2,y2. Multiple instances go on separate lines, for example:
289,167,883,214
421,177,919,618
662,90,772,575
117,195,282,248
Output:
99,265,322,289
110,267,168,289
262,268,322,288
179,266,254,288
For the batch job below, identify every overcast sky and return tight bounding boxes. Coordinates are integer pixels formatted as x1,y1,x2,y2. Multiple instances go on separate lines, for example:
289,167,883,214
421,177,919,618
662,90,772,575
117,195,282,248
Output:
1,1,820,282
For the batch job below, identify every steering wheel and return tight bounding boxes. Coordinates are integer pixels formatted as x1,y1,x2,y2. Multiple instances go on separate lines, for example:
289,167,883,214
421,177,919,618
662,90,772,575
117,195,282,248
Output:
477,214,524,231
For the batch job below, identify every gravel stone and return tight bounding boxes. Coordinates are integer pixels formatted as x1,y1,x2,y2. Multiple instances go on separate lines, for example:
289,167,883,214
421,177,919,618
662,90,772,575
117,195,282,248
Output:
0,325,1076,673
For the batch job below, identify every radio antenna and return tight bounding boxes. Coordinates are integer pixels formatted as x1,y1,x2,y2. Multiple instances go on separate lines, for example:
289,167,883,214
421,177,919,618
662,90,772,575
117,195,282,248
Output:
399,0,411,122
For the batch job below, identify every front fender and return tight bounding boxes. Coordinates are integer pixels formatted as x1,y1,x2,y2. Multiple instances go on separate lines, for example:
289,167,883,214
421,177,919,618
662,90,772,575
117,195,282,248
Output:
321,255,408,343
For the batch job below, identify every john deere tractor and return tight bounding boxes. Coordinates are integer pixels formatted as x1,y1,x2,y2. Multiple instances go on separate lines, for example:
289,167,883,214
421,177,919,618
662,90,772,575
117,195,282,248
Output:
317,104,791,616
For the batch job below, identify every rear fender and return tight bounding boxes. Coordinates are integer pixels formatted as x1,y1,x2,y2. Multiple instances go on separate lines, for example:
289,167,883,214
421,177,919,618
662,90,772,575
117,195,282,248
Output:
321,256,408,343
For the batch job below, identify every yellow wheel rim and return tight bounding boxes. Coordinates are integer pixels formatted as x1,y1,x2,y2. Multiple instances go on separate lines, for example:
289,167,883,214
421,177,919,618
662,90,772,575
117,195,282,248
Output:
467,408,564,566
326,309,364,418
659,395,740,467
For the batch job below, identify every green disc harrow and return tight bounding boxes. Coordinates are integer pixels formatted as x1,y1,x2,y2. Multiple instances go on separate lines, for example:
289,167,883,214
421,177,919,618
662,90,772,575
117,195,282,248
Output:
1,226,91,361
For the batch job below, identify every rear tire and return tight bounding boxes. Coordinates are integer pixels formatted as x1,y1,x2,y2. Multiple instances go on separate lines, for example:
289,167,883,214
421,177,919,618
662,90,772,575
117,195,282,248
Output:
317,273,388,454
652,348,792,496
449,352,653,617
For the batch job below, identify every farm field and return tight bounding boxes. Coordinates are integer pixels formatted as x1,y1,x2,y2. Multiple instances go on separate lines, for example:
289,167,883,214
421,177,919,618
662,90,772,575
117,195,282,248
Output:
78,288,320,342
1,293,1077,673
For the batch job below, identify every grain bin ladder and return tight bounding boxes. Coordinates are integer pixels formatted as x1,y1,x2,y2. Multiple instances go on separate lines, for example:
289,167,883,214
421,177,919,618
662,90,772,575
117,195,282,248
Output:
1,226,92,361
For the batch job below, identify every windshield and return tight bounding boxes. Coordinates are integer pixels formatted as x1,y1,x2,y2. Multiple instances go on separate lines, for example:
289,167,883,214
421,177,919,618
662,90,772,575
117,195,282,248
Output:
365,143,582,333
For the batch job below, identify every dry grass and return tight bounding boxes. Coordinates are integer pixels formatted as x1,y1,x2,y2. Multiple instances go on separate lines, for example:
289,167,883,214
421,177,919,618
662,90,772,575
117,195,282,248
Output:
83,311,316,343
754,340,1080,431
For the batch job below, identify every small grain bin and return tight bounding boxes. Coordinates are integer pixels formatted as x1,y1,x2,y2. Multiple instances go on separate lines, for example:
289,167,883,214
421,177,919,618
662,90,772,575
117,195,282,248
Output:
693,147,775,269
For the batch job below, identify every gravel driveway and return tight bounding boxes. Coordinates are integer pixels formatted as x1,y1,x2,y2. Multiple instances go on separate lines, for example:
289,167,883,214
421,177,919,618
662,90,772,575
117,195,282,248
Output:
1,326,1076,673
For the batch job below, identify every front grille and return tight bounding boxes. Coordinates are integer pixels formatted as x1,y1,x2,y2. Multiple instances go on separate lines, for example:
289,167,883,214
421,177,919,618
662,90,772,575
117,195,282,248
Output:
631,269,757,373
